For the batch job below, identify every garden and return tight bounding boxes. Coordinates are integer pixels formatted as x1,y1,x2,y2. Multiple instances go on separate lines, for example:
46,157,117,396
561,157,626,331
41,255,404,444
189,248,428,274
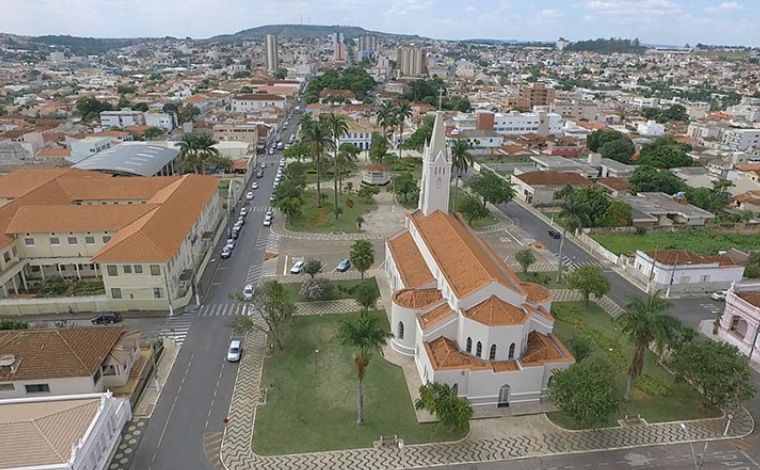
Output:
591,228,760,256
548,301,721,429
252,312,466,455
281,278,379,303
18,276,105,298
286,189,377,233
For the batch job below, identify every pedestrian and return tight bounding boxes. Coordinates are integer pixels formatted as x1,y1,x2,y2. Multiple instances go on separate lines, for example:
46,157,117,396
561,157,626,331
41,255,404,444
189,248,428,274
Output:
67,306,73,315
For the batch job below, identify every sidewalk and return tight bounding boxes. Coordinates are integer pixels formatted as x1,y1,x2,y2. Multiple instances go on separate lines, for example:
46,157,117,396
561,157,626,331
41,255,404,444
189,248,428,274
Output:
133,338,179,417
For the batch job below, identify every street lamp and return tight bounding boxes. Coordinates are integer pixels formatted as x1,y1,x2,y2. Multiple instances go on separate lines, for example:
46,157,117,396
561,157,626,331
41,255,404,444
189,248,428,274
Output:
680,423,697,469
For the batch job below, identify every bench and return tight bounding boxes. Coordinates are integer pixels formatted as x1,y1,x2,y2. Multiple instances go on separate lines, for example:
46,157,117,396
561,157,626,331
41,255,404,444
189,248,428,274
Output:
375,435,399,449
624,414,642,425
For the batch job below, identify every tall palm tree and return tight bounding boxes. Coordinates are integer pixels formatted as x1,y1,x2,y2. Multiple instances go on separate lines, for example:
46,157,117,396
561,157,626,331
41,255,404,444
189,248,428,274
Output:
193,133,221,174
376,101,395,139
450,139,474,209
394,101,412,159
618,291,681,402
338,313,392,425
177,134,199,173
556,196,591,281
326,113,349,219
301,114,332,208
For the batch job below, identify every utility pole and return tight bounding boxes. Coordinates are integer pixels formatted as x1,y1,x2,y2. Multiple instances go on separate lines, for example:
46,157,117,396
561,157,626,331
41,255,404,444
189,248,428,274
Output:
437,88,445,111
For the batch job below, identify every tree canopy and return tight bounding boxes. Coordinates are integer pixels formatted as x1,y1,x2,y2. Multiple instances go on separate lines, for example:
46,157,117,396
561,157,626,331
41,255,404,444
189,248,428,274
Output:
415,383,472,430
629,165,687,194
304,67,375,103
642,104,689,123
566,266,611,305
638,135,693,169
468,171,514,208
587,129,635,164
550,355,620,428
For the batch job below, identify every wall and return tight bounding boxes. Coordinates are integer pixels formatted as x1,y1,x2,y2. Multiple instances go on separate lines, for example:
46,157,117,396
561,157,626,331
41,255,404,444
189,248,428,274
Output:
0,375,97,400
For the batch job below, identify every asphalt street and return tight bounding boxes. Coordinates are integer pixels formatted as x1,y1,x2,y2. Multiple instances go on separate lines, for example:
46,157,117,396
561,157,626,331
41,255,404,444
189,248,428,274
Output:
128,106,303,470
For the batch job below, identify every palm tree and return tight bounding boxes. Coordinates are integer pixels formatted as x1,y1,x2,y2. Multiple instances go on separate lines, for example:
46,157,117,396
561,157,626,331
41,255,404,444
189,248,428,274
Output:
394,101,412,159
376,101,395,139
450,139,473,211
338,313,392,424
556,196,591,281
177,134,199,173
192,133,221,174
326,113,349,219
618,291,681,402
301,115,332,208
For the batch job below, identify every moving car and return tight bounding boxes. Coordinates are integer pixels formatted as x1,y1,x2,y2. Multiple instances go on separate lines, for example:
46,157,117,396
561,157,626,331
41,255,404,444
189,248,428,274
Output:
227,340,242,362
221,246,232,258
336,258,351,272
242,284,254,301
251,182,258,190
548,229,561,239
246,191,254,201
256,170,264,178
260,161,267,169
290,260,305,274
710,290,728,301
91,312,122,324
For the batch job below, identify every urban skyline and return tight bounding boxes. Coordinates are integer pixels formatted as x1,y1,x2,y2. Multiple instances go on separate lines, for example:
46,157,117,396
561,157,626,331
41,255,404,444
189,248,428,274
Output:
1,0,759,46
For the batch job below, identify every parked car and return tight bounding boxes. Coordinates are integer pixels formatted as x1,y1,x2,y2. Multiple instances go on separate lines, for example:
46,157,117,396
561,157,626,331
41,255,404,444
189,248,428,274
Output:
236,216,245,226
260,161,267,169
251,182,259,190
266,208,273,218
256,170,264,178
225,238,236,250
711,290,728,301
91,312,122,325
239,207,248,217
231,227,240,239
336,258,351,272
221,246,232,258
246,191,254,201
290,260,305,274
263,213,273,226
548,229,561,239
227,340,242,362
242,284,254,301
279,159,285,168
269,148,274,156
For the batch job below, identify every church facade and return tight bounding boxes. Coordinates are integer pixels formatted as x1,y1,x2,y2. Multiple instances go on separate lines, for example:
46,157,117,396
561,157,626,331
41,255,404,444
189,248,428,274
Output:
385,112,574,410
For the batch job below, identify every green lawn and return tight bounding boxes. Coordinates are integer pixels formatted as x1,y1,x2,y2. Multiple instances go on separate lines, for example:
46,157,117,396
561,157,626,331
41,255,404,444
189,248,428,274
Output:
591,228,760,256
516,271,567,289
253,312,466,455
281,278,379,303
287,190,376,233
548,302,720,429
449,186,499,229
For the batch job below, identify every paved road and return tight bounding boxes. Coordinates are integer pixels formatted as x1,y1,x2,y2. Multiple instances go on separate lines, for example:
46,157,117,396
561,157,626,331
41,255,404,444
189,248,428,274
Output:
128,105,304,470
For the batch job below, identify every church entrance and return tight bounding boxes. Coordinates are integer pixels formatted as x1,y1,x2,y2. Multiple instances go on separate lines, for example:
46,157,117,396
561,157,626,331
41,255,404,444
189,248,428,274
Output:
497,384,511,407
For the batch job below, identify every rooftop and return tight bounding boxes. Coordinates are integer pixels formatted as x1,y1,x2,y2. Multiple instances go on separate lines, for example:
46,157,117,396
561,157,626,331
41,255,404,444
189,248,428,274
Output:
616,192,716,220
513,170,592,187
73,143,179,177
387,231,434,289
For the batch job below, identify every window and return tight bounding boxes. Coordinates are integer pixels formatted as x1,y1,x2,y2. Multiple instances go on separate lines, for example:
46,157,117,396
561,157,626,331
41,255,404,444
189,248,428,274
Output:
150,265,161,276
102,365,117,376
49,237,60,246
67,237,78,245
107,265,118,276
85,236,95,244
24,237,34,246
25,384,50,393
3,251,9,262
508,343,516,360
111,288,122,299
123,265,132,274
134,265,143,274
489,344,497,360
397,321,405,340
153,288,162,299
102,236,111,243
476,341,482,358
92,369,101,385
0,383,14,391
466,337,472,353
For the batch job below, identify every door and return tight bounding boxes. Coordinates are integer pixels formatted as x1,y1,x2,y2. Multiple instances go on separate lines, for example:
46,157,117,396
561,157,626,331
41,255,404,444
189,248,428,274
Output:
498,384,511,408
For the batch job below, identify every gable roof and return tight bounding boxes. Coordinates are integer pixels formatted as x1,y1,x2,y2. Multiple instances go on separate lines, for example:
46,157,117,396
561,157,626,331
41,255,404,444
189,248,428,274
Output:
520,331,574,366
0,327,125,381
408,210,524,298
387,231,434,288
6,204,156,234
463,295,527,326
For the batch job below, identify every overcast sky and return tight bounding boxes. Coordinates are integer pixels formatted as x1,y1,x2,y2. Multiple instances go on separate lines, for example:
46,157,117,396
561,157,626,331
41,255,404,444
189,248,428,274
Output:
1,0,757,46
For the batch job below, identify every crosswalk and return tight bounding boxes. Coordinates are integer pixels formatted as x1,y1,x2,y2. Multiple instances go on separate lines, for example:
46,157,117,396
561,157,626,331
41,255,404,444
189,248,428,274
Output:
245,264,262,285
159,313,196,347
254,231,276,251
197,303,253,317
560,256,607,271
243,206,270,213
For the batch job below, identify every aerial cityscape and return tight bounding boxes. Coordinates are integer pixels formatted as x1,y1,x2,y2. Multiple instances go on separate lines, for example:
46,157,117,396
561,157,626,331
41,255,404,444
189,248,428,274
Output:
1,1,760,469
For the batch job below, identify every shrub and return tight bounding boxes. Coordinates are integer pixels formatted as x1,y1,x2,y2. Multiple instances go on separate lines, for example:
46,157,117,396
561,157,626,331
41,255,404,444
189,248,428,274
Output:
634,374,671,397
567,334,594,361
38,276,67,297
0,318,29,330
299,278,332,301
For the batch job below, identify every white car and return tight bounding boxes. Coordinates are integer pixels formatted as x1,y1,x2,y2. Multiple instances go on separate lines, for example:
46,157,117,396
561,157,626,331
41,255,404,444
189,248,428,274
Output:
246,191,254,201
290,260,305,274
242,284,254,301
710,290,728,301
269,148,274,155
274,176,281,185
251,182,258,190
279,159,285,168
263,214,273,226
239,207,248,217
227,340,241,362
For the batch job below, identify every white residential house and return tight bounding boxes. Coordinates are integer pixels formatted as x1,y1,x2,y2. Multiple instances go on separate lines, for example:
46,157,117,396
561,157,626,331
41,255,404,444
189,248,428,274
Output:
626,249,745,295
67,136,112,163
144,112,176,132
100,109,146,128
231,94,286,113
637,120,666,137
385,112,574,410
723,129,760,152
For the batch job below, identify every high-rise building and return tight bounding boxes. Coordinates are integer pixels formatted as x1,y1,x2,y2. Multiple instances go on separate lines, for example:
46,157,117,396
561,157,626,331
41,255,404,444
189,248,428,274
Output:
332,32,347,62
508,83,556,112
358,34,377,60
397,46,425,77
265,34,279,72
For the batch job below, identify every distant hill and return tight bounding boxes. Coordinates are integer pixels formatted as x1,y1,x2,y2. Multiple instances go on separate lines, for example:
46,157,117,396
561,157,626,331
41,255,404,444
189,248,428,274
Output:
209,24,425,42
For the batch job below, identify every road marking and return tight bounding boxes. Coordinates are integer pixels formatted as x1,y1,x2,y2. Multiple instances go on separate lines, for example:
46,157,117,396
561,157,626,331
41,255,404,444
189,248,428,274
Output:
740,450,760,468
152,352,193,465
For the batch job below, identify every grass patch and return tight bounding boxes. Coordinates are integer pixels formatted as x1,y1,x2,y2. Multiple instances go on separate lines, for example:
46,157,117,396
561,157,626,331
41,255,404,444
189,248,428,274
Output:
449,186,499,229
287,190,376,233
591,228,760,256
281,278,379,303
253,312,466,455
516,271,567,289
547,302,721,429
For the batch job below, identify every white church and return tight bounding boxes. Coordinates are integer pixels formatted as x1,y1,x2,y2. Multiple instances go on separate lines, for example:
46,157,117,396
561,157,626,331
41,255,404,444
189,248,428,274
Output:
385,112,574,410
